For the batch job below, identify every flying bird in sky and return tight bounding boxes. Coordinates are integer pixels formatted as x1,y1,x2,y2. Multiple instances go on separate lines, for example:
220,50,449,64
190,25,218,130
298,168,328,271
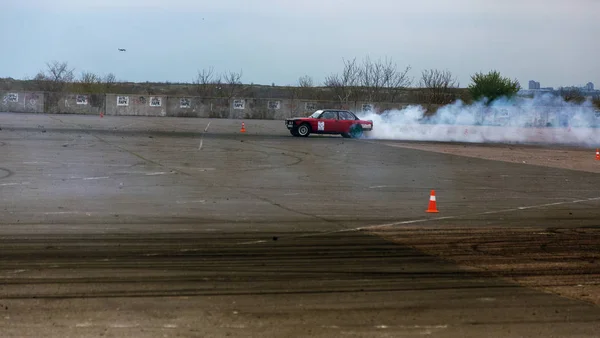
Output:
118,48,126,52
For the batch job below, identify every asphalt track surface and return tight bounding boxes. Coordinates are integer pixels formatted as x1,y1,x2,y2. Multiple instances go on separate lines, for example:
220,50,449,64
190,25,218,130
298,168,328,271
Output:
1,113,599,337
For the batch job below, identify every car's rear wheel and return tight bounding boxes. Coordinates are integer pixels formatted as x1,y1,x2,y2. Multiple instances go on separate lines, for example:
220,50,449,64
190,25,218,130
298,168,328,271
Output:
297,123,311,137
349,124,363,138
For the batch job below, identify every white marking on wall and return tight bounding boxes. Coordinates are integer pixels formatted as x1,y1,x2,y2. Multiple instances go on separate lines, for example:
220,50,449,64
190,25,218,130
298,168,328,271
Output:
4,93,18,103
180,98,191,108
149,97,162,107
76,95,88,105
233,99,245,109
305,102,317,110
117,96,129,106
82,176,109,180
145,172,168,176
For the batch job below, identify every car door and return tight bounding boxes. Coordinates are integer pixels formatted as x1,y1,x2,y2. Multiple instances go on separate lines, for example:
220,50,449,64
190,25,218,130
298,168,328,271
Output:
338,111,356,133
317,111,339,133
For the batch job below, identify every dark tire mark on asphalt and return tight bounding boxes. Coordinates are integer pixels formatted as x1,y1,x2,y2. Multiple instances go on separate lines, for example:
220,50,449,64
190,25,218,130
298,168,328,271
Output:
242,192,346,230
0,167,13,180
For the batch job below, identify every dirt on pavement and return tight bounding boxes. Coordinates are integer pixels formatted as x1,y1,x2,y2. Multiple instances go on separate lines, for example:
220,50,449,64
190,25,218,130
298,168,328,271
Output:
370,140,600,307
378,141,600,174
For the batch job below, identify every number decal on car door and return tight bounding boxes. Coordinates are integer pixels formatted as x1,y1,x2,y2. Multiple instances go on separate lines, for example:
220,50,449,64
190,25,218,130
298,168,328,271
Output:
318,121,325,131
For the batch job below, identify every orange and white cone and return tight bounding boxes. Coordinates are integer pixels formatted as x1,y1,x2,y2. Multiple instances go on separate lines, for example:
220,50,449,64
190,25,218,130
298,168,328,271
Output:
596,149,600,161
240,122,246,133
426,190,439,213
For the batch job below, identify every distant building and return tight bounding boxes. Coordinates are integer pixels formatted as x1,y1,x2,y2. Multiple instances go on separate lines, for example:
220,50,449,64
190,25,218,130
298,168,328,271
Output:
528,80,540,90
585,82,594,91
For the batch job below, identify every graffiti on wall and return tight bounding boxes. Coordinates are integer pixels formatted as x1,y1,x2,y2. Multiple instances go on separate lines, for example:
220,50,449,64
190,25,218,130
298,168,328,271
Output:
3,93,18,103
134,96,146,105
180,98,191,108
76,95,88,105
117,96,129,106
150,97,162,107
305,102,317,111
362,104,374,112
233,99,245,109
268,100,281,110
25,94,39,108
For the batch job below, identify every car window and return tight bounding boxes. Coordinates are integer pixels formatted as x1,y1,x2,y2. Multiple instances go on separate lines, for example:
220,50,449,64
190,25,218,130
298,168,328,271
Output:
339,111,355,120
310,110,323,118
321,111,336,119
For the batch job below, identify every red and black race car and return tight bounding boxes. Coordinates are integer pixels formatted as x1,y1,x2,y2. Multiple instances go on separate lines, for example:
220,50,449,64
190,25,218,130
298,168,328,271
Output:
285,109,373,138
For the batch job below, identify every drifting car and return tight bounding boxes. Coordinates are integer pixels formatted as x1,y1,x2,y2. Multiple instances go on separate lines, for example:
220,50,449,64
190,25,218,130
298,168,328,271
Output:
285,109,373,138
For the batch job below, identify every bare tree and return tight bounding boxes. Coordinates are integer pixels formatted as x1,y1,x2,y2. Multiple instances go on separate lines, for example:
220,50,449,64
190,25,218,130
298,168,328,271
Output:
326,56,412,103
419,69,459,104
103,73,117,92
33,61,75,92
358,56,387,102
324,58,360,103
222,70,244,99
296,75,315,99
194,67,222,97
381,60,412,102
78,71,101,93
298,75,313,88
32,61,75,113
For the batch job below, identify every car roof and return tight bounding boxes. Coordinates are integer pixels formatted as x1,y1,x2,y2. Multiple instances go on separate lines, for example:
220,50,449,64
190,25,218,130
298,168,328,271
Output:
319,109,353,113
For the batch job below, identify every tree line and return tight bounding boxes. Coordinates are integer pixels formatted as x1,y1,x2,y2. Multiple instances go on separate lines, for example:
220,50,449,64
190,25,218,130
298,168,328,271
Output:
3,59,597,108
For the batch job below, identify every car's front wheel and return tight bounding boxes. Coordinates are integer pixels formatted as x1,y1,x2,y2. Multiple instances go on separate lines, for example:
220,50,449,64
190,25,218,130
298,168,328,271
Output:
297,123,311,137
290,129,300,137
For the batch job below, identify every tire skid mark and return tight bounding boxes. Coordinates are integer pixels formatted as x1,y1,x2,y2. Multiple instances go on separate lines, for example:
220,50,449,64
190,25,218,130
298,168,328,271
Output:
0,167,14,180
243,192,346,229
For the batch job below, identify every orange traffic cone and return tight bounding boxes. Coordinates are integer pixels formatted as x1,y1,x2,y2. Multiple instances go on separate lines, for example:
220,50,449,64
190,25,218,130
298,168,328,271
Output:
596,149,600,161
426,190,439,213
240,122,246,133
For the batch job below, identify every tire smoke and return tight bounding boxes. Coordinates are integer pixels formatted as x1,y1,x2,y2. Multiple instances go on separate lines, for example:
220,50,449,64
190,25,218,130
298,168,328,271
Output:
358,93,600,146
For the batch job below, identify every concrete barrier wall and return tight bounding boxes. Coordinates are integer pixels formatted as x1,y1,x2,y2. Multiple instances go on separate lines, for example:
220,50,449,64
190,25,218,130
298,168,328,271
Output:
1,92,44,113
106,94,168,117
0,91,418,118
2,92,598,127
57,94,105,115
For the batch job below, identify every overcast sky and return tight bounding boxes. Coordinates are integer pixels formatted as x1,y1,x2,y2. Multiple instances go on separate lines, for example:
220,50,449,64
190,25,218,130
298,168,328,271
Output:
1,0,598,88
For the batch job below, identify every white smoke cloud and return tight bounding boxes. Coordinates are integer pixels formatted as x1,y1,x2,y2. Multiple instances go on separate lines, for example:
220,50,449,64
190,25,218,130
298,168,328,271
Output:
358,93,600,146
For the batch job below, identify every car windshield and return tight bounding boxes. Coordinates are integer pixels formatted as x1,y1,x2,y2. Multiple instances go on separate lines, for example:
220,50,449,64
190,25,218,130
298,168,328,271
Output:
309,110,323,118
